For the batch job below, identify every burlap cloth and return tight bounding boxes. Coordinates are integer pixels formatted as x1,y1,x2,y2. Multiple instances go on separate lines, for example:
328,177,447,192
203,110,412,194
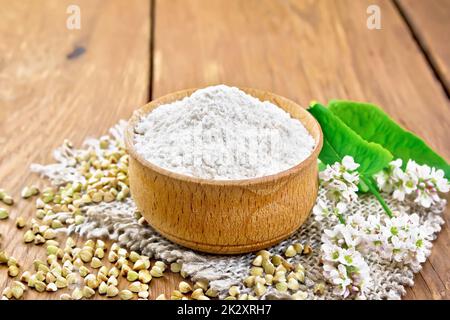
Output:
31,122,446,300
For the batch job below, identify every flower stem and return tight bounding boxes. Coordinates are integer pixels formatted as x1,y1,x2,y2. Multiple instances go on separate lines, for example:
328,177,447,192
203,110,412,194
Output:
361,175,393,218
337,213,346,224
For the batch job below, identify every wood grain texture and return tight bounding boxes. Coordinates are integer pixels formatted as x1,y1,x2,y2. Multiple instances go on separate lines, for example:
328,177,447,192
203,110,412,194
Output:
126,88,322,254
397,0,450,93
0,0,184,300
153,0,450,299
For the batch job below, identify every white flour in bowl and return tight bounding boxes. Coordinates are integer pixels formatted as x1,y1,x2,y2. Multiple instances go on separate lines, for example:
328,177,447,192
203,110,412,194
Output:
134,85,315,180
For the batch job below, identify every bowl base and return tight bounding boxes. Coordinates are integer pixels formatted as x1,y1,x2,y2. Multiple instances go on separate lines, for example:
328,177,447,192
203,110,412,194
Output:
147,219,306,255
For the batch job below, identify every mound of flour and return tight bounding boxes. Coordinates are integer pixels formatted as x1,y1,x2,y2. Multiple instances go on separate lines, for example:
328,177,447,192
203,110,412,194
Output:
134,85,315,180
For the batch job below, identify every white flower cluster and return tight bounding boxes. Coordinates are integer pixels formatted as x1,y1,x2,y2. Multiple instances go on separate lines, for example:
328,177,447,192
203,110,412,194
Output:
375,159,449,208
321,210,435,298
321,214,372,299
314,156,360,222
364,212,434,272
317,157,445,298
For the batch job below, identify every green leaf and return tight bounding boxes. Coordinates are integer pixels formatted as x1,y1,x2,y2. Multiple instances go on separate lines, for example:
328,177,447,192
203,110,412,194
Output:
308,103,393,176
328,100,450,179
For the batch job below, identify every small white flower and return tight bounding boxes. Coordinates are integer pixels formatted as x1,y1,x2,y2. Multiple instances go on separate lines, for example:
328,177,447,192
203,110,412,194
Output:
313,199,330,222
331,264,352,297
336,202,347,214
342,171,359,184
342,155,360,171
433,169,450,193
374,171,390,192
415,191,433,208
392,189,406,201
322,243,341,262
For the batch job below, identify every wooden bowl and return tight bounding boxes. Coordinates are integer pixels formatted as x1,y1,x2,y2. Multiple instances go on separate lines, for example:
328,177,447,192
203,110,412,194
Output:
125,88,323,254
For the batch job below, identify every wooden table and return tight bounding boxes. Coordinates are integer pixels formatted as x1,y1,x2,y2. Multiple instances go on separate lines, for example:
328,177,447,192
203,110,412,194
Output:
0,0,449,300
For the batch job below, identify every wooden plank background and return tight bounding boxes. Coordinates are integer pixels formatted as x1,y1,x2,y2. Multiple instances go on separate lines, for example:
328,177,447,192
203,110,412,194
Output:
0,0,449,300
397,0,450,95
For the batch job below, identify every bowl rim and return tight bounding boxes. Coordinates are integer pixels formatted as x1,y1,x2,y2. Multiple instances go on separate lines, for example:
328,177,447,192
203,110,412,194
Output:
125,87,323,186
